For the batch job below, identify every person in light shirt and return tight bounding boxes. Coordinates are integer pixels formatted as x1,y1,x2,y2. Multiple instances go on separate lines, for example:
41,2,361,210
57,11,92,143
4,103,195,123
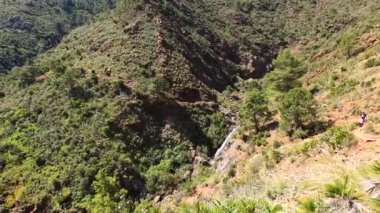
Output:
358,112,368,127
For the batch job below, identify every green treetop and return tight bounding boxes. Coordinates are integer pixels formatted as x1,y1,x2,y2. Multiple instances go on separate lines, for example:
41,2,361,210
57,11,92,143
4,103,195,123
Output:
239,88,273,133
279,88,319,138
263,49,307,94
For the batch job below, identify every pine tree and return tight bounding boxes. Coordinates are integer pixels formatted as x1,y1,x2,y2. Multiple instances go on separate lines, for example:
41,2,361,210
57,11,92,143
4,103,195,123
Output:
279,88,319,137
263,49,307,93
239,88,273,133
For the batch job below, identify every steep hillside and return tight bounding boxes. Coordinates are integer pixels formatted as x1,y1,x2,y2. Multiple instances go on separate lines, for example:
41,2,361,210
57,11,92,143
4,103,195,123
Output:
0,0,379,212
154,1,380,212
0,0,116,73
0,1,243,211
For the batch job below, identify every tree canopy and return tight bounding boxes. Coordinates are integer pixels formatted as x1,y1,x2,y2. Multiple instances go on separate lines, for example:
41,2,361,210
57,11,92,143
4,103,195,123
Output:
239,87,272,133
263,49,307,93
279,88,319,138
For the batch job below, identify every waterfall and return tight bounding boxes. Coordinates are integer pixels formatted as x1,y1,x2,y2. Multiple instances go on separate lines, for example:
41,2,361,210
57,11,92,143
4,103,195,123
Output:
212,126,239,162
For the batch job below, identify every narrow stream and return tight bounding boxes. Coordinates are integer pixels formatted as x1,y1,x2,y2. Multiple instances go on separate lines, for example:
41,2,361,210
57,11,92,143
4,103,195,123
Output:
212,126,239,162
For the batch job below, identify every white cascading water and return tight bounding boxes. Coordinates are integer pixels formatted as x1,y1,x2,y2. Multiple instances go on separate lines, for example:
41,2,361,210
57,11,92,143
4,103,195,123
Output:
212,126,239,163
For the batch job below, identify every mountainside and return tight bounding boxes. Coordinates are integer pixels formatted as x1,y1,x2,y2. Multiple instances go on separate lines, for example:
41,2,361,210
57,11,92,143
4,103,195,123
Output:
0,1,243,211
0,0,116,73
0,0,379,212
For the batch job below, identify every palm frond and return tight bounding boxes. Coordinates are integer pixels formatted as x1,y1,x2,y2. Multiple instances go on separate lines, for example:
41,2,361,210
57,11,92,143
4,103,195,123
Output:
363,180,380,198
372,161,380,175
326,198,370,213
325,176,361,200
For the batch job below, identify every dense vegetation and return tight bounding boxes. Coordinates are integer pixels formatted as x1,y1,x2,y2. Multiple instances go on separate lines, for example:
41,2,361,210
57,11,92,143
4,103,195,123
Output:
0,0,116,73
0,1,238,211
0,0,379,212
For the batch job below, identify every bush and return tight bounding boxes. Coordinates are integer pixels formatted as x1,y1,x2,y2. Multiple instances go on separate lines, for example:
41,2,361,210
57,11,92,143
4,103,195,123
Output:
297,198,327,213
80,170,129,212
247,132,268,147
322,126,357,150
324,176,362,202
145,159,178,194
207,112,229,149
228,166,237,177
364,58,380,68
291,128,309,140
300,138,321,157
272,140,283,149
179,198,282,213
136,77,169,95
246,154,264,174
15,66,44,88
265,181,287,200
61,68,81,90
263,148,283,168
134,199,160,213
330,79,359,96
337,31,357,58
117,0,144,13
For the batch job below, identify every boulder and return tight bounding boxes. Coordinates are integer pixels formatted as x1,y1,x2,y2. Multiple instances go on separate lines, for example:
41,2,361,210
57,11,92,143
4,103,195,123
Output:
193,156,210,166
153,195,161,204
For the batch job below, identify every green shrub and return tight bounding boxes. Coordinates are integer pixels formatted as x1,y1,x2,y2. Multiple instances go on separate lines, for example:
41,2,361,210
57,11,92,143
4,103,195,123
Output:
15,66,44,88
207,112,229,149
228,166,237,178
80,170,129,212
300,138,321,157
136,77,169,95
324,176,361,200
246,154,264,174
263,148,283,168
322,126,357,150
364,58,380,68
372,161,380,175
323,176,367,213
61,68,81,90
265,181,287,200
337,31,357,58
273,141,284,149
134,199,160,213
330,79,359,96
179,198,282,213
291,128,309,140
117,0,144,13
247,132,268,147
297,197,327,213
145,159,179,195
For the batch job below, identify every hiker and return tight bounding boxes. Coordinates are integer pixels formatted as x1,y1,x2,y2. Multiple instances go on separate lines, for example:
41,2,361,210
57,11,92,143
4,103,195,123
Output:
358,112,367,127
